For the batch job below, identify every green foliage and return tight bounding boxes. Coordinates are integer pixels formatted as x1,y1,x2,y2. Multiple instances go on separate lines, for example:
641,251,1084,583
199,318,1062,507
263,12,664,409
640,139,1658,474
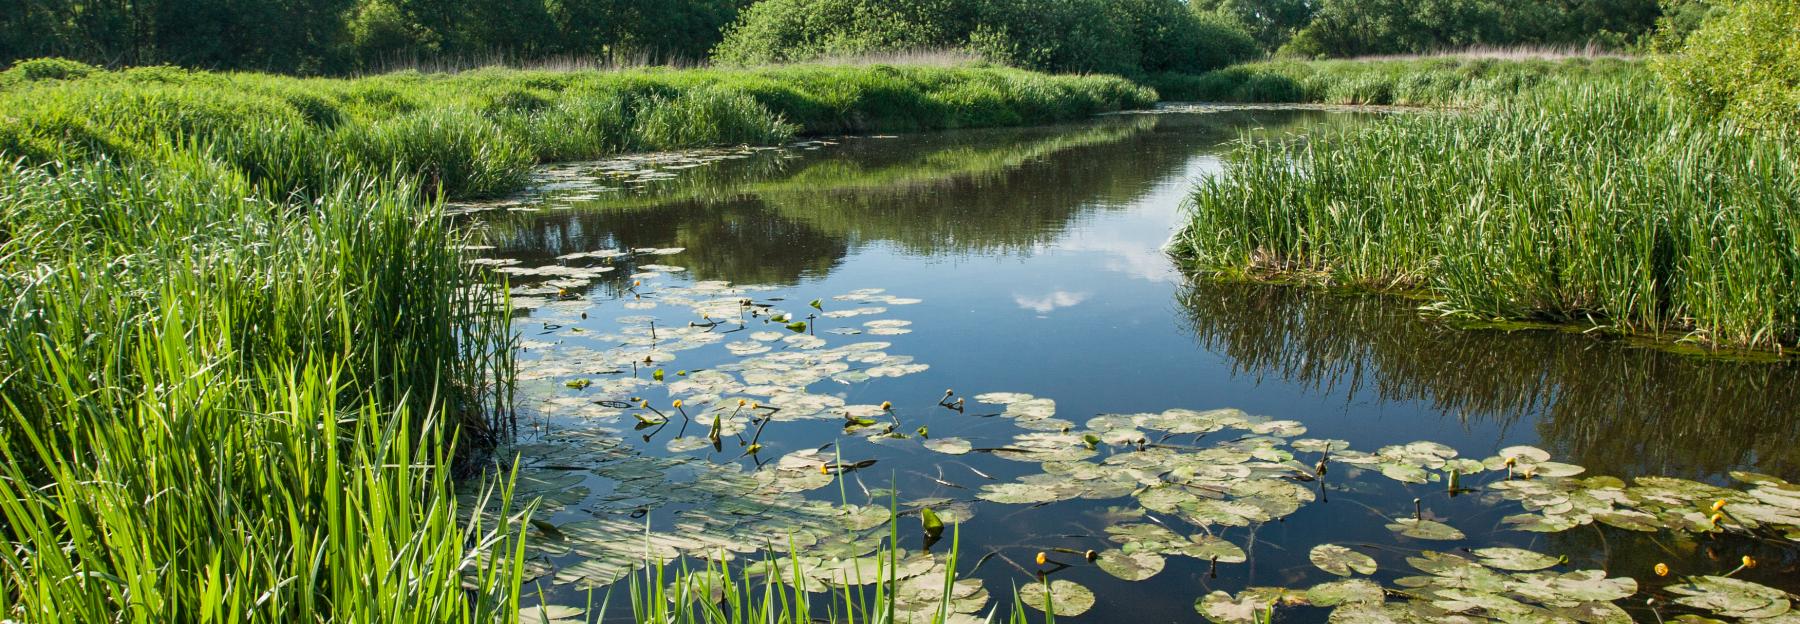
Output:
1279,0,1661,58
1157,56,1645,105
1190,0,1315,51
0,63,1149,201
0,155,524,620
712,0,1261,75
0,0,753,73
1653,0,1800,130
1174,80,1800,350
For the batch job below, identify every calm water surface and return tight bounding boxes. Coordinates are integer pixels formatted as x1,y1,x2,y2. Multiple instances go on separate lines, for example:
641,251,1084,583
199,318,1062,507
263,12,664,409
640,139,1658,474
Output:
469,109,1800,622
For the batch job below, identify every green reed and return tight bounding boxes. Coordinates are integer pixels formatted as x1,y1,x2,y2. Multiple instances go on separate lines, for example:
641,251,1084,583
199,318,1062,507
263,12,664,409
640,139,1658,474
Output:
0,61,1154,201
1153,56,1644,106
520,520,1051,624
0,151,524,620
1173,78,1800,351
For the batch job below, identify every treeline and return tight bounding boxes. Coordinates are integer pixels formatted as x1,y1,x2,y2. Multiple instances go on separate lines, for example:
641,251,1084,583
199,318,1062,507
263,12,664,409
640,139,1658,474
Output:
713,0,1260,76
1193,0,1671,57
0,0,752,74
0,0,1722,78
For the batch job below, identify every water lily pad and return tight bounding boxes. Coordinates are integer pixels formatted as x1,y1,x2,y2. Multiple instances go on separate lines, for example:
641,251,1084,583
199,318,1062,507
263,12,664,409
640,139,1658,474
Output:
1311,544,1378,576
1304,579,1385,607
1197,588,1287,623
1667,576,1791,619
1018,579,1094,616
1386,518,1464,541
1096,549,1165,581
921,437,973,455
1471,547,1560,571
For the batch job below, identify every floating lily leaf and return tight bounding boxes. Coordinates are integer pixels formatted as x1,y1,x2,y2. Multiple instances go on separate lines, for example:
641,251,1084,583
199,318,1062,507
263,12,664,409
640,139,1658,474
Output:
1196,588,1288,623
974,392,1033,404
518,604,584,624
1386,518,1464,541
1471,547,1560,572
1667,576,1791,619
1018,580,1094,616
1181,534,1247,563
922,437,972,455
1096,549,1165,581
1304,579,1385,607
1310,544,1378,576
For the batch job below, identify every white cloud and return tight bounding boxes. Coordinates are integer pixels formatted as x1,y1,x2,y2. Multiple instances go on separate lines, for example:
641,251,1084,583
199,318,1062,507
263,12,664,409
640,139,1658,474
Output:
1014,290,1089,314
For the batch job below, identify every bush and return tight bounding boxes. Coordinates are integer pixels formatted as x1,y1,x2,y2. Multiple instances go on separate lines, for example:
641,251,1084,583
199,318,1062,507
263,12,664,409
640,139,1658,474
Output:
632,86,796,149
1653,0,1800,131
712,0,1259,76
0,58,98,86
346,107,534,197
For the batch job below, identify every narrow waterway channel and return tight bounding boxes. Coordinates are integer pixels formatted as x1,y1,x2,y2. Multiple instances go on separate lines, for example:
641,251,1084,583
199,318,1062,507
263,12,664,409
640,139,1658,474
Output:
465,107,1800,622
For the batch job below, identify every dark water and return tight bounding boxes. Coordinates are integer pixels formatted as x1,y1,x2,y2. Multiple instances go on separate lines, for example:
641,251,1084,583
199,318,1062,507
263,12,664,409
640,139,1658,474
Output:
473,109,1800,622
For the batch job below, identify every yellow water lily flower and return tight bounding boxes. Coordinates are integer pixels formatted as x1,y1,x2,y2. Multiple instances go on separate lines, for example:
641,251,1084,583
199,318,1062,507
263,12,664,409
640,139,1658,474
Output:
1654,563,1669,577
818,464,829,475
880,401,892,410
1712,499,1727,512
1035,552,1047,566
1710,513,1725,528
1742,555,1757,569
672,399,683,409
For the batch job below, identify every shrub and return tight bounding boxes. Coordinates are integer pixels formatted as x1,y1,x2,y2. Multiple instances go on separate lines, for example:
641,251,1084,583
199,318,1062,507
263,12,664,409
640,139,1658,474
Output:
0,58,98,86
1653,0,1800,130
712,0,1259,75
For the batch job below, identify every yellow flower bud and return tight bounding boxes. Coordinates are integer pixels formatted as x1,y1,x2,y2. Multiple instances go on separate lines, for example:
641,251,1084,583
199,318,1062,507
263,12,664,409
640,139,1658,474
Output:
1504,456,1517,467
1035,552,1048,566
738,399,747,407
1742,555,1757,569
672,399,683,409
1654,563,1669,577
1710,513,1725,528
818,464,829,475
880,401,892,410
1712,499,1727,512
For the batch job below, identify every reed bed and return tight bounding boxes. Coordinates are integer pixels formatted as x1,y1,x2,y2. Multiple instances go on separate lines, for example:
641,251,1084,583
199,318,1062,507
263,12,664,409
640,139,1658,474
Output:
0,150,526,620
0,60,1153,200
1151,56,1644,106
1172,79,1800,351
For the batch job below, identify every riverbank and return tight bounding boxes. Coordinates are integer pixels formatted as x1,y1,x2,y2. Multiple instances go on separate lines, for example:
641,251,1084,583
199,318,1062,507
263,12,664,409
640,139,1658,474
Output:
0,58,1152,621
1171,74,1800,353
1148,55,1644,106
0,60,1154,200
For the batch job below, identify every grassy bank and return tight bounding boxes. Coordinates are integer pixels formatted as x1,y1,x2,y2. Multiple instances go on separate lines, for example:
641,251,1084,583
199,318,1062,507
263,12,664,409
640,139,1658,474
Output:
0,151,526,619
1171,79,1800,351
0,59,1154,200
1150,56,1644,105
0,58,1140,620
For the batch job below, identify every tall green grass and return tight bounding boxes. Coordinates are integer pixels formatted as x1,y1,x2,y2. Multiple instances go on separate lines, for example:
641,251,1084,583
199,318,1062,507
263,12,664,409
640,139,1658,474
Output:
0,61,1154,200
1172,79,1800,351
0,153,526,619
1151,56,1645,106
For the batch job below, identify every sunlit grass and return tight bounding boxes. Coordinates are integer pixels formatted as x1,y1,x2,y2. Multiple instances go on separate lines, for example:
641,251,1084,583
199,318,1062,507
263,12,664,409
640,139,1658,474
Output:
1173,78,1800,351
0,154,524,620
0,61,1154,201
1152,56,1644,106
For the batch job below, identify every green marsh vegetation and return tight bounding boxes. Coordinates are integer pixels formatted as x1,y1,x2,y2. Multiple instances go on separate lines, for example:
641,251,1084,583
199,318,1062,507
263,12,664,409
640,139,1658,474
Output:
0,54,1154,623
0,154,524,619
1173,0,1800,353
1153,55,1645,105
0,60,1152,201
